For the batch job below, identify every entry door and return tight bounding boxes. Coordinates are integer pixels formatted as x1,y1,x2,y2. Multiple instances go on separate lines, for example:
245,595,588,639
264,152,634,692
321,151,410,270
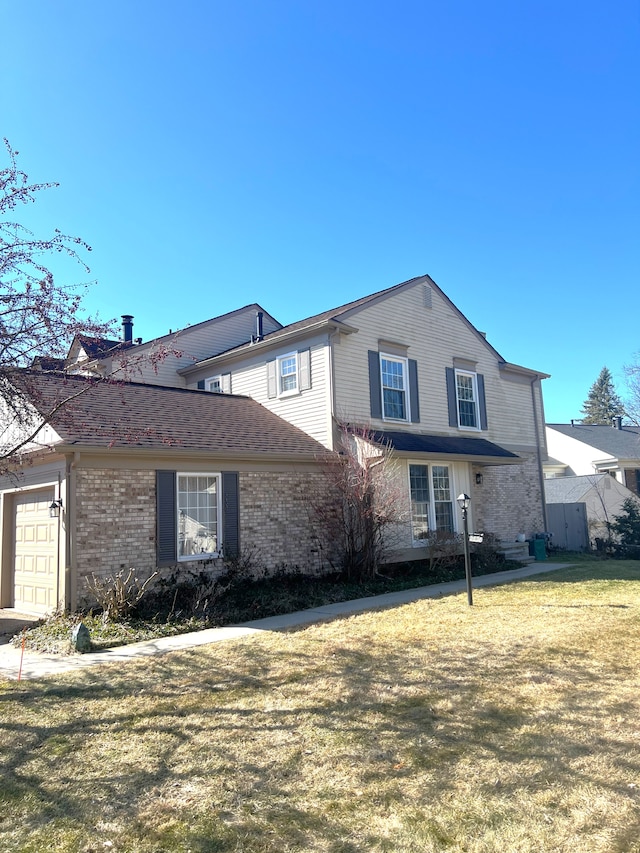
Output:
13,490,58,614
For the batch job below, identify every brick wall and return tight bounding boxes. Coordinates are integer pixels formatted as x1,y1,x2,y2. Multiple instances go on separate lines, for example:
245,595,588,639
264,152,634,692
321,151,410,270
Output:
471,454,546,540
74,467,335,607
239,470,335,573
75,469,157,605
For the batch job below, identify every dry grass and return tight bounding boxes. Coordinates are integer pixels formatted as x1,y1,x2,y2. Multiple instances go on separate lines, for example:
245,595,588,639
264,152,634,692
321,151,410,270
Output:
2,560,640,852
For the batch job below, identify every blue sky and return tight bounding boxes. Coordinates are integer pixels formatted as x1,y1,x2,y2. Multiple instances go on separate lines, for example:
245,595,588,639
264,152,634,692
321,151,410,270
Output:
3,0,638,422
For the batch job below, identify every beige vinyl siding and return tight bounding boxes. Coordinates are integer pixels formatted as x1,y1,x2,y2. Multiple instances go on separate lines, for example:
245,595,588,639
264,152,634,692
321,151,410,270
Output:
104,308,280,388
227,339,331,447
333,282,542,450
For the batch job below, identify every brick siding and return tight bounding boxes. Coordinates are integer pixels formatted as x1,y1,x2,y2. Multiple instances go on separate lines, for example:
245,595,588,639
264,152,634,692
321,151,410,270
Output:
74,467,334,607
471,454,546,540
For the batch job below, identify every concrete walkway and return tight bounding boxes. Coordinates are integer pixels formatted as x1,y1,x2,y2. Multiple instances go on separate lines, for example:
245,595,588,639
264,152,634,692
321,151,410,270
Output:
0,561,573,681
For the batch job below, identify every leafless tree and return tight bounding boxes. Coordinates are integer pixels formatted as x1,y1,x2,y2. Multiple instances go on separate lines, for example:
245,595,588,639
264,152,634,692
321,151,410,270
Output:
308,425,407,581
0,139,113,467
623,358,640,426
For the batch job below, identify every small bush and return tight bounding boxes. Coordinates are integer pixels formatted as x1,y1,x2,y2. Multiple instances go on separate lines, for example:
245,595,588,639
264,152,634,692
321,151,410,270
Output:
85,568,159,621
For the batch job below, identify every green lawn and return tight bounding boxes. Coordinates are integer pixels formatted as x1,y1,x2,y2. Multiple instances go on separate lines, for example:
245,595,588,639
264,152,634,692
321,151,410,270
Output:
2,559,640,852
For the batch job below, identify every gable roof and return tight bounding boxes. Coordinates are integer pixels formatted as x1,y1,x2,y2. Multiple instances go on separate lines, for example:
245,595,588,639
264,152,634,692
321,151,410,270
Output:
547,423,640,461
71,334,125,360
68,303,282,368
179,274,521,376
14,372,326,458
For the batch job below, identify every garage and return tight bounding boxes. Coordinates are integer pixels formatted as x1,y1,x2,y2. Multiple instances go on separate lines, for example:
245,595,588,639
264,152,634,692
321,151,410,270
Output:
13,490,59,614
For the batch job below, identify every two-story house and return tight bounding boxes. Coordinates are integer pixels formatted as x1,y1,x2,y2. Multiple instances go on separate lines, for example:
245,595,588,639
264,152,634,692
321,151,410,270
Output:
0,274,549,614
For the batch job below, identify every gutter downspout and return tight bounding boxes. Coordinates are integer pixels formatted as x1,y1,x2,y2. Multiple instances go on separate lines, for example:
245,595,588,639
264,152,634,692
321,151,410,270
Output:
66,451,80,612
530,377,548,532
56,471,62,610
327,329,339,451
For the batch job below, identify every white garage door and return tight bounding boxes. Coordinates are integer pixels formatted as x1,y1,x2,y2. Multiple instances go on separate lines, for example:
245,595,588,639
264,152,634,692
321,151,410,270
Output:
14,490,58,614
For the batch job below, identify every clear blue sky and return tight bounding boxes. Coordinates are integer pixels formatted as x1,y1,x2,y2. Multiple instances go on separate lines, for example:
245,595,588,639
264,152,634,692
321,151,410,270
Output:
4,0,639,423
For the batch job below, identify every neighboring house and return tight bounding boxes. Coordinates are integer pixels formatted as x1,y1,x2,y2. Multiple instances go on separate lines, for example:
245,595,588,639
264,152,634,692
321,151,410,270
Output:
0,273,550,614
544,473,637,550
545,422,640,497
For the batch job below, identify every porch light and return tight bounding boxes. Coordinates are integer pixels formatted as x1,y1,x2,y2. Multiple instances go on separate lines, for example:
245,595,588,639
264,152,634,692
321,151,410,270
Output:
49,499,63,518
456,493,473,606
475,472,483,485
456,493,470,512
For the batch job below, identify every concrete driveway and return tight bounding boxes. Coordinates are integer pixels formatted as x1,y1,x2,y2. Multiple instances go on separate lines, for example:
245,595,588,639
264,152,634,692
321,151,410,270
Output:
0,610,41,645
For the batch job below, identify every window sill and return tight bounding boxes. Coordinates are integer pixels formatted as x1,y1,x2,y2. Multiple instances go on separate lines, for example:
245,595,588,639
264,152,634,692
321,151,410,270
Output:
178,553,222,562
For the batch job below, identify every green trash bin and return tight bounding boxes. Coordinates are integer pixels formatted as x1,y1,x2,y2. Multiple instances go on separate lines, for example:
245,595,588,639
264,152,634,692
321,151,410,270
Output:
531,537,546,561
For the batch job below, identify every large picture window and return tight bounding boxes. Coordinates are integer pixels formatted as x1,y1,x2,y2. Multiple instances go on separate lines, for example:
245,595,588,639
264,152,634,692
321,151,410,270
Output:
177,474,220,559
381,355,408,420
409,463,455,542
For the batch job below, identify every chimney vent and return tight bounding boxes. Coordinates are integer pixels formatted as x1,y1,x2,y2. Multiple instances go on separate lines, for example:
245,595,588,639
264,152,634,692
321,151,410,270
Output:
121,315,134,345
613,416,623,430
255,310,264,342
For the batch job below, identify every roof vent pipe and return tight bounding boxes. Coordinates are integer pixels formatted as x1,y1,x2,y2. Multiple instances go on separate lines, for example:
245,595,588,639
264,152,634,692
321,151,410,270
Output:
255,311,264,342
121,315,134,345
613,416,623,430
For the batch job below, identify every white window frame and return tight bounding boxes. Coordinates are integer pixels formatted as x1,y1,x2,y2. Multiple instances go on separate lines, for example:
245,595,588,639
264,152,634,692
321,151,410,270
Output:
278,351,299,397
176,473,222,561
408,463,456,544
205,374,230,394
455,369,480,431
380,353,410,422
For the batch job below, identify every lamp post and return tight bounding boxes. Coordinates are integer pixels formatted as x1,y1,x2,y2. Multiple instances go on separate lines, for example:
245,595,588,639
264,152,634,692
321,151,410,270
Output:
457,493,473,606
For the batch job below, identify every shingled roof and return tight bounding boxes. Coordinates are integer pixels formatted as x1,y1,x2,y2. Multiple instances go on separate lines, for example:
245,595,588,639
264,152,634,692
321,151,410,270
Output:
547,423,640,461
16,372,326,457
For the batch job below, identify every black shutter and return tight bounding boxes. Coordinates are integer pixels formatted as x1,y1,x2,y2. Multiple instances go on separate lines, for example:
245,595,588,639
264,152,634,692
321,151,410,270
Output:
408,359,420,423
477,373,488,430
368,351,382,419
222,471,240,558
446,367,458,428
156,470,177,565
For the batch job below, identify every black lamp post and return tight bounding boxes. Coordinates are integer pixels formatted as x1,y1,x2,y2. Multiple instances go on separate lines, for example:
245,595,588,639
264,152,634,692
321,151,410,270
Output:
457,493,473,606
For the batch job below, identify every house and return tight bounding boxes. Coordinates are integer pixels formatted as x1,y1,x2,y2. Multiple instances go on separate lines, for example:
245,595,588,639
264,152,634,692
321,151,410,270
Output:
545,422,640,497
0,373,330,613
0,274,550,614
544,473,637,550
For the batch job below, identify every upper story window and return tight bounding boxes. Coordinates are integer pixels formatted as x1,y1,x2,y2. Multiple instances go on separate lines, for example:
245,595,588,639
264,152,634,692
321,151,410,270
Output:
198,374,231,393
446,366,487,431
267,349,311,400
279,353,299,395
455,370,479,430
381,355,408,420
368,350,420,423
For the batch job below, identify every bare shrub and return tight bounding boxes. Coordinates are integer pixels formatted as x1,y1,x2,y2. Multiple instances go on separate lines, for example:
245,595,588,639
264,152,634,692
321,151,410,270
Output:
309,425,407,581
85,568,159,622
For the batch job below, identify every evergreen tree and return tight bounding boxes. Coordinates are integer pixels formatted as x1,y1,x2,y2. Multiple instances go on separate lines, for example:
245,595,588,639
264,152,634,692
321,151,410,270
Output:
580,366,625,424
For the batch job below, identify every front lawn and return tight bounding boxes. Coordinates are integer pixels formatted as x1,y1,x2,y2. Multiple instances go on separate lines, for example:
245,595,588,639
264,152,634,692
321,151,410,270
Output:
2,559,640,852
16,552,525,653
